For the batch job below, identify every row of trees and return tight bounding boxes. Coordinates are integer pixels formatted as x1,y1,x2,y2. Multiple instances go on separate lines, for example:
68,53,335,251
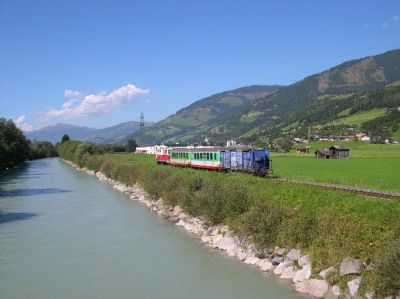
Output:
0,118,58,171
58,134,137,153
0,119,139,172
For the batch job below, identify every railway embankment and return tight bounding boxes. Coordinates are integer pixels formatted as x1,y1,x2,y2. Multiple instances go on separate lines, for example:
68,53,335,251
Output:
58,141,400,298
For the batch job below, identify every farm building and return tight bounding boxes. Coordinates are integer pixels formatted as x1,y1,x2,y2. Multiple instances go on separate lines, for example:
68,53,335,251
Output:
329,145,350,158
296,147,310,154
315,148,331,159
315,146,350,159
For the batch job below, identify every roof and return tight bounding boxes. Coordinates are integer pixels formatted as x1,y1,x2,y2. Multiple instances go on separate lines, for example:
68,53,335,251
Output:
170,146,267,153
330,145,350,151
315,148,330,155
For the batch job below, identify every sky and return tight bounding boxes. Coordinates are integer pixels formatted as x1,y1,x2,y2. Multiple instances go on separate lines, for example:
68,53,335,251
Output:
0,0,399,131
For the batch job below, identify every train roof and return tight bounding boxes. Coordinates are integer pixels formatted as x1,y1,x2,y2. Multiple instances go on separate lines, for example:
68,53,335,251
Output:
170,146,268,152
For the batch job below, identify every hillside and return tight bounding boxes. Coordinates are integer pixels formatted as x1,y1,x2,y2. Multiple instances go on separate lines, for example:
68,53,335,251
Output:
135,85,284,144
138,49,400,145
26,121,154,144
282,80,400,142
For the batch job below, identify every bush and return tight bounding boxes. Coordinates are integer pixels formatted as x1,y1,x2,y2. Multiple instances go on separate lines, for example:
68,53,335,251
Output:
373,237,400,297
234,200,287,248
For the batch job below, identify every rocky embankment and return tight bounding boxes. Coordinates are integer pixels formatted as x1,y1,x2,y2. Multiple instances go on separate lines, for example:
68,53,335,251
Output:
63,160,376,299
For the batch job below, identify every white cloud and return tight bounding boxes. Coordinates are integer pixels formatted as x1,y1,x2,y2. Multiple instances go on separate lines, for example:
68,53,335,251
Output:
41,84,149,121
13,115,33,131
382,15,400,28
14,115,26,124
64,89,82,99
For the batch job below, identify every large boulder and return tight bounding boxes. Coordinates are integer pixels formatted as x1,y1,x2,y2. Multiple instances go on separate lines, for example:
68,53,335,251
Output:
244,254,260,265
280,265,297,279
347,277,361,297
293,264,312,283
299,255,311,266
340,257,361,275
234,247,247,261
286,249,301,261
258,259,273,272
275,248,287,256
216,234,237,252
295,279,329,298
274,261,292,275
271,256,284,265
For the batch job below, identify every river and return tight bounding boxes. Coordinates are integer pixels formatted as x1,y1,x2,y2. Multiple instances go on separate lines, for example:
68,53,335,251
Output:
0,158,303,299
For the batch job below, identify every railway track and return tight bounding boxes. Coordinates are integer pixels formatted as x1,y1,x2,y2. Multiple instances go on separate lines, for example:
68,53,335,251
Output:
274,178,400,200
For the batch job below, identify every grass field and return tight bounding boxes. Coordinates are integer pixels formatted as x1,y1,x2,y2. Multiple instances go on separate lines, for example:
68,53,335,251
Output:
273,142,400,192
289,141,400,157
272,156,400,192
331,108,386,126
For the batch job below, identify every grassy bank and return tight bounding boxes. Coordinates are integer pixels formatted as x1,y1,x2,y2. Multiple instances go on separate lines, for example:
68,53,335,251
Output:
58,141,400,297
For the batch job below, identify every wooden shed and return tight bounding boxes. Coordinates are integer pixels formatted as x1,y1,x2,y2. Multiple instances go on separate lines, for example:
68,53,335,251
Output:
314,148,331,159
329,146,350,159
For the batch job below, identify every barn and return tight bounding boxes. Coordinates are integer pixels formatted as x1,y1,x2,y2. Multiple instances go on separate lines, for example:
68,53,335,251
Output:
329,146,350,159
314,148,331,159
315,146,350,159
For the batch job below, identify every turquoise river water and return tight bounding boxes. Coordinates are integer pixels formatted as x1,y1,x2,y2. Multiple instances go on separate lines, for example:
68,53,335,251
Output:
0,158,303,299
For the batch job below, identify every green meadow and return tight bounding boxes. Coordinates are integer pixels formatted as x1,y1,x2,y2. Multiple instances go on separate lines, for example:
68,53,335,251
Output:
332,108,387,126
271,142,400,192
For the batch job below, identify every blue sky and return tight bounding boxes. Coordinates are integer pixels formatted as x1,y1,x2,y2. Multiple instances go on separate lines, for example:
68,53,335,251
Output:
0,0,399,130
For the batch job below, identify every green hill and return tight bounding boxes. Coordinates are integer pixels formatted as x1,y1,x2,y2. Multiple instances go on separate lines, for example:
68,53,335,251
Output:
137,49,400,145
137,85,284,144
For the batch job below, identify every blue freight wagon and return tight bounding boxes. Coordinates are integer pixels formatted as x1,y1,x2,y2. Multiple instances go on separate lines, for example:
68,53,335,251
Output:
220,147,271,176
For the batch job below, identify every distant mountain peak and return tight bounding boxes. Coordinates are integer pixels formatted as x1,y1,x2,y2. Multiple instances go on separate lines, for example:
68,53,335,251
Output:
26,120,154,144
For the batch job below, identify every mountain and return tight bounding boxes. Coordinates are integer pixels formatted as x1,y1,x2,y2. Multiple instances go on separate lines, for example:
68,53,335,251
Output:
135,85,284,144
84,121,153,144
26,123,97,143
137,49,400,145
26,121,154,144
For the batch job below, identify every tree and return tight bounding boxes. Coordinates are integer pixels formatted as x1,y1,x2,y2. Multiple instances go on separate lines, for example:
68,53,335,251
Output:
61,134,70,143
126,139,137,152
29,141,57,159
0,118,31,170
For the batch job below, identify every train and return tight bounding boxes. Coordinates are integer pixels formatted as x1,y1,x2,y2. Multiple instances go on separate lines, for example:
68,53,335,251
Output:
156,146,272,176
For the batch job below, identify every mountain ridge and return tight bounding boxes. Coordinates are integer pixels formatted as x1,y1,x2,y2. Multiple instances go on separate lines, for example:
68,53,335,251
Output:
26,121,154,144
136,48,400,145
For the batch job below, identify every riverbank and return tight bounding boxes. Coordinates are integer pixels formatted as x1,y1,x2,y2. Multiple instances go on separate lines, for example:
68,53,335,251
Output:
63,158,395,298
57,141,400,298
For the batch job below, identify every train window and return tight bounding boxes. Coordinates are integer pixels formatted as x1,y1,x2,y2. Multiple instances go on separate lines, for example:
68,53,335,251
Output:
214,153,217,160
200,153,203,159
207,153,210,160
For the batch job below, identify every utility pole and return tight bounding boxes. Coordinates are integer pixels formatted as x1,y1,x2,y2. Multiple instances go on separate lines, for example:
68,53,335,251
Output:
140,111,144,145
